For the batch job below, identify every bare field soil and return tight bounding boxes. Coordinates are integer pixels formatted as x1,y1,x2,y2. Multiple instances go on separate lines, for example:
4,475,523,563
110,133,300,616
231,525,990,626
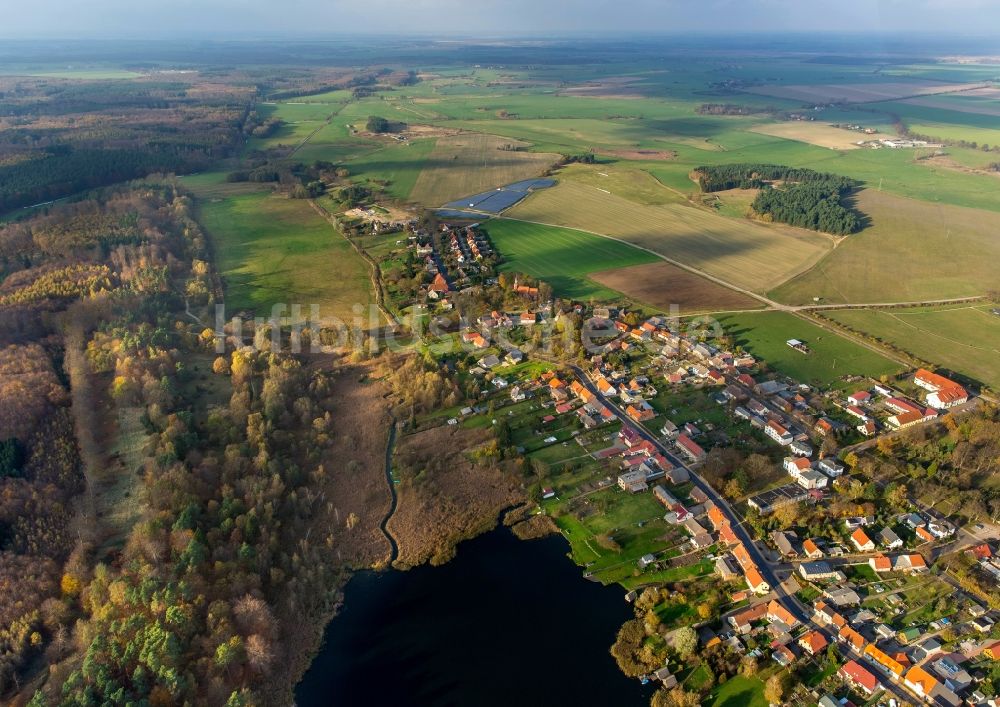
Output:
589,261,761,313
387,424,526,569
744,80,985,104
408,133,560,205
508,180,833,293
749,122,866,149
598,149,677,160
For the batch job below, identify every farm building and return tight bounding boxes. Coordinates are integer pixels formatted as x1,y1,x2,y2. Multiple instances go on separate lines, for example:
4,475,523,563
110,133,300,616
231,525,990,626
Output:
914,368,969,409
675,434,706,463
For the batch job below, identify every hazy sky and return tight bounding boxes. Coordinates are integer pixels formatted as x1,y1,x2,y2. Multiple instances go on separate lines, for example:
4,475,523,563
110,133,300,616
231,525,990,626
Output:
5,0,999,38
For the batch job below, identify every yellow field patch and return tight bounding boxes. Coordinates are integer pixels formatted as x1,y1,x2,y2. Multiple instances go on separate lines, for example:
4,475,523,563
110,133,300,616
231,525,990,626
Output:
408,133,559,205
772,189,1000,304
507,180,833,293
749,122,867,150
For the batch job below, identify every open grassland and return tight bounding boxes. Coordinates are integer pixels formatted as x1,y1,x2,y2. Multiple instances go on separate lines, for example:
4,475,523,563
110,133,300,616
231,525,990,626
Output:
714,311,903,387
771,189,1000,305
408,133,559,205
340,138,438,200
749,121,866,149
589,262,762,314
907,122,1000,147
485,218,659,301
824,305,1000,390
247,99,350,153
643,131,1000,214
507,180,833,293
193,188,373,319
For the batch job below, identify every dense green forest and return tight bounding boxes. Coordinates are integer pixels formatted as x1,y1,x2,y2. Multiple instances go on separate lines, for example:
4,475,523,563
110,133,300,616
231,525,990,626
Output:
695,163,863,235
0,76,257,214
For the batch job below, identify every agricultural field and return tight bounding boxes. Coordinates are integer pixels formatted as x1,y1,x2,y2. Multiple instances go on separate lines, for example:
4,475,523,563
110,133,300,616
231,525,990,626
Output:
713,311,904,387
748,121,868,150
555,163,687,206
339,137,439,200
589,262,762,314
743,79,983,104
507,179,834,293
771,189,1000,305
484,218,659,301
824,305,1000,390
408,133,559,205
0,66,144,79
191,183,373,321
898,90,1000,118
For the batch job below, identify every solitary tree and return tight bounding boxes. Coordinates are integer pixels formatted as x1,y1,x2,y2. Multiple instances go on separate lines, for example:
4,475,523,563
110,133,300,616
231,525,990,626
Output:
672,626,698,661
764,671,790,704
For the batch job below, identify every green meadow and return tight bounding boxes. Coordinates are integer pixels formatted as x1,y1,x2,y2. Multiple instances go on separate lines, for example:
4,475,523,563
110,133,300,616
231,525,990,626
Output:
484,218,659,301
190,183,373,320
713,310,903,387
825,305,1000,390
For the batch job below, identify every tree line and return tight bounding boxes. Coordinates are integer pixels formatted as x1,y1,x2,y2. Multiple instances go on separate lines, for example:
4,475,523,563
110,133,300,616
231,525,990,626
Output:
694,163,864,235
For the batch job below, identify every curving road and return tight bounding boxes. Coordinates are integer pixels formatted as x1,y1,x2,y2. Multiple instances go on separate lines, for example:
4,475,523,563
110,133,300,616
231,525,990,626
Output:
568,364,810,625
569,364,926,704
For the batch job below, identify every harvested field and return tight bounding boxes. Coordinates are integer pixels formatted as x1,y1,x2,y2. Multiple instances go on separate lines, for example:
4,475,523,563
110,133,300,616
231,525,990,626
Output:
744,80,985,104
557,164,686,206
408,133,560,206
771,189,1000,305
508,180,833,293
589,262,762,314
559,77,647,98
598,149,676,160
749,121,866,149
387,424,526,569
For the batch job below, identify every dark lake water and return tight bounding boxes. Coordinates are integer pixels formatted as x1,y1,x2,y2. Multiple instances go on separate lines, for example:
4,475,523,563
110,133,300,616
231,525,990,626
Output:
295,527,652,706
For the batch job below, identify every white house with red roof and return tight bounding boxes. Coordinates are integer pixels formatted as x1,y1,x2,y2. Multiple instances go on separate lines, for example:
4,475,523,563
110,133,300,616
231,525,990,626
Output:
765,420,793,445
915,368,969,409
675,434,706,463
847,391,872,406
